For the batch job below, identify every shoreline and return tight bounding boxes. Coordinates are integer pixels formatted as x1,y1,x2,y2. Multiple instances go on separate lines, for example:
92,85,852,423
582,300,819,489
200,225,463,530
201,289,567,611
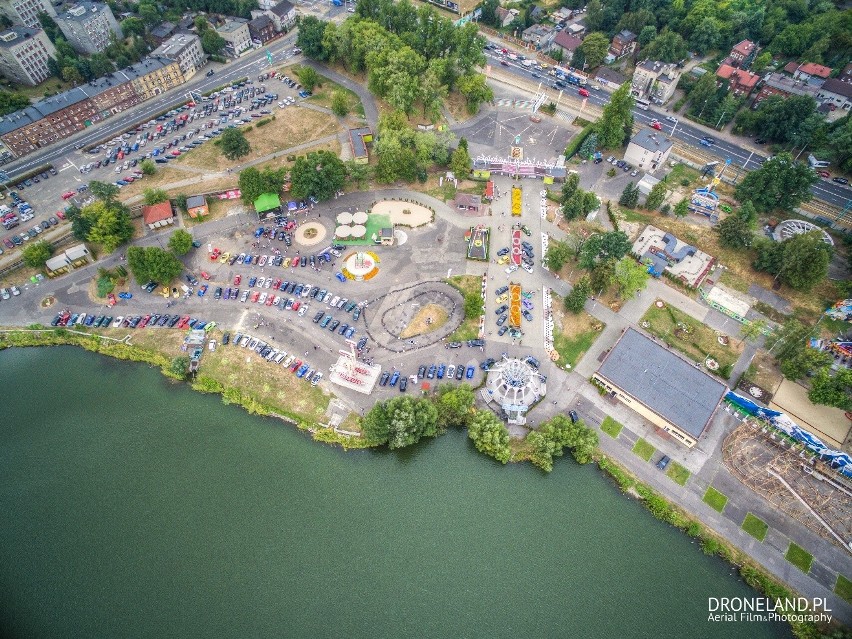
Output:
0,328,841,637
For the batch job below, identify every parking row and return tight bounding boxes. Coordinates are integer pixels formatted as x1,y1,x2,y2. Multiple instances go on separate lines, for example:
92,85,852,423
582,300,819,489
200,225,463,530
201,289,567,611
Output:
51,310,214,331
230,332,323,386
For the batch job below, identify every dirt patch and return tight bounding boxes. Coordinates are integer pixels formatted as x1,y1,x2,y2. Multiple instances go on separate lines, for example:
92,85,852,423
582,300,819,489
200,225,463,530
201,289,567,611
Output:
371,200,433,227
400,303,448,338
119,170,238,203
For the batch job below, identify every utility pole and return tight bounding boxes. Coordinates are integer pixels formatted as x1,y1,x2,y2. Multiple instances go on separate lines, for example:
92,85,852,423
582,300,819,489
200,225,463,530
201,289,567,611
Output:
715,110,726,129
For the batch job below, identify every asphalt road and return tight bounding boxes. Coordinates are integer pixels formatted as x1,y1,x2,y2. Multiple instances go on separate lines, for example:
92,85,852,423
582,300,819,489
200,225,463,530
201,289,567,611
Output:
484,47,852,209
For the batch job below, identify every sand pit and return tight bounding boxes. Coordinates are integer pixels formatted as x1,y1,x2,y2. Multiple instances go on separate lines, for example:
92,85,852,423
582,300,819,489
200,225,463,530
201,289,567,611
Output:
371,200,433,227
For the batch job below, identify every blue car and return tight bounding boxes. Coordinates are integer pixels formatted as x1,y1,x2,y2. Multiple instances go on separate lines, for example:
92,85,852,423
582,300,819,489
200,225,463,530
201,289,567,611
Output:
465,365,475,379
335,271,346,282
344,326,355,338
248,276,257,287
244,254,253,264
118,292,132,299
436,364,446,379
198,284,208,296
254,227,265,237
296,363,310,378
389,371,400,387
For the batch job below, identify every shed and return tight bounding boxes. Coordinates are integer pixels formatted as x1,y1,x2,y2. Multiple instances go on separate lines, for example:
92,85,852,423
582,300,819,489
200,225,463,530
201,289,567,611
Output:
141,202,175,229
186,195,209,218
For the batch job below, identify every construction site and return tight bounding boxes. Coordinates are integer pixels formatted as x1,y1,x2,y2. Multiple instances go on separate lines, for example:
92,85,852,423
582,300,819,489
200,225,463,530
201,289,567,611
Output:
722,419,852,552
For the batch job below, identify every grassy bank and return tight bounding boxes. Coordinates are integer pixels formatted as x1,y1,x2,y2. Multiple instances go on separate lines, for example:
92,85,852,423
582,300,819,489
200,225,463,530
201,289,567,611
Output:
446,274,483,342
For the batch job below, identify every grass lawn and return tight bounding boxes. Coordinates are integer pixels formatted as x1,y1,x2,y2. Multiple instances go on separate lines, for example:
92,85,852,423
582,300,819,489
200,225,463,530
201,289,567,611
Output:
784,543,813,573
334,213,391,247
703,486,728,513
551,296,605,369
719,270,751,294
446,275,483,342
835,575,852,606
741,513,769,541
183,197,241,226
600,416,623,439
666,163,701,186
666,461,691,486
632,438,655,462
175,108,341,172
640,303,742,378
400,303,448,338
306,73,365,117
118,168,238,203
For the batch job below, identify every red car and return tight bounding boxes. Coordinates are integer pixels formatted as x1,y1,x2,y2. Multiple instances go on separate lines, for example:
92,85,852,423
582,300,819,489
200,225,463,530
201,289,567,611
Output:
578,88,590,97
273,278,282,289
200,271,211,280
176,315,190,329
107,293,117,307
209,249,220,261
292,300,301,311
650,120,662,130
61,191,76,200
817,170,830,178
233,274,241,285
138,314,151,328
250,291,260,303
56,210,66,220
290,359,302,372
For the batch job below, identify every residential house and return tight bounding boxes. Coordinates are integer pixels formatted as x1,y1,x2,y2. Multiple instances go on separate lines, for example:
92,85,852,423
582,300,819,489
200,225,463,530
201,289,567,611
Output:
783,61,831,84
248,15,276,45
551,7,572,25
753,73,821,107
54,2,122,55
550,31,582,64
624,128,672,171
609,30,636,60
217,18,251,56
716,64,760,97
152,33,206,80
348,127,372,164
0,0,56,29
522,23,555,50
185,195,209,218
725,39,758,69
87,72,140,116
267,0,296,33
631,60,681,104
816,79,852,111
529,5,546,22
565,20,586,38
594,67,627,90
127,56,185,100
0,26,56,86
494,7,514,28
150,21,176,45
142,201,175,229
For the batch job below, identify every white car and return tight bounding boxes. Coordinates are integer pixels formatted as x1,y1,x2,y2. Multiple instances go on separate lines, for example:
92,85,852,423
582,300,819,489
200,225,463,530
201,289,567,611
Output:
298,305,308,316
112,316,124,327
505,264,518,274
522,262,535,274
258,292,268,305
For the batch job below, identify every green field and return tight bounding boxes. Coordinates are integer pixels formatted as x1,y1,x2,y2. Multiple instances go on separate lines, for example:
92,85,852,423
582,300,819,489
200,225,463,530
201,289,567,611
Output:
632,438,655,462
741,513,768,541
702,486,728,513
666,462,691,486
784,543,813,573
600,416,623,439
835,574,852,606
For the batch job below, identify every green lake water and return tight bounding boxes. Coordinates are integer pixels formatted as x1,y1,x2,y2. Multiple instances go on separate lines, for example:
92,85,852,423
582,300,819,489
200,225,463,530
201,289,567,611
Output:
0,346,793,638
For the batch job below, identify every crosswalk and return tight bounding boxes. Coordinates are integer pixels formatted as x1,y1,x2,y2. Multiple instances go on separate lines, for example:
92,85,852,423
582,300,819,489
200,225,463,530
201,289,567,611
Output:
494,98,534,109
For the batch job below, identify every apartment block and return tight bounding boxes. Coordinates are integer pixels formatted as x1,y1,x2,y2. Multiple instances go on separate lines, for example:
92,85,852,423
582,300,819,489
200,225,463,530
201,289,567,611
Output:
151,33,206,79
0,26,56,86
55,2,122,55
217,18,251,56
0,0,56,28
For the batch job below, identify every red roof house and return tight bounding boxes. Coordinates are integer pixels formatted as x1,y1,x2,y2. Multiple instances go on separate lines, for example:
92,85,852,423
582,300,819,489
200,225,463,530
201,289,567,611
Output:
142,202,175,229
716,64,760,96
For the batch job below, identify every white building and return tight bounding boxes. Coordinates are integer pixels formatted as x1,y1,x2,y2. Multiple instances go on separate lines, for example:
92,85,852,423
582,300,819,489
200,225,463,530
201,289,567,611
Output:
0,0,56,28
217,18,251,56
151,33,206,80
624,128,673,172
55,2,122,55
632,60,682,105
0,26,56,85
267,0,296,33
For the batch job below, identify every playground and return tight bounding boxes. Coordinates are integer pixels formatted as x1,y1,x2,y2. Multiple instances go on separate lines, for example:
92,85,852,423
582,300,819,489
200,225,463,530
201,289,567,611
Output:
465,226,490,261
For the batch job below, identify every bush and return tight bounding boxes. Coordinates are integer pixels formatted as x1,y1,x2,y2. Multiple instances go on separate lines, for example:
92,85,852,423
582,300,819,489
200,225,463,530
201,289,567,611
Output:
564,123,595,159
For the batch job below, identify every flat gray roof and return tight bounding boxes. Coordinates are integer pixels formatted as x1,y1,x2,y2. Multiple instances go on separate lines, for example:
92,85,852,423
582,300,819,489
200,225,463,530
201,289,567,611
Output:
597,328,727,438
630,128,672,153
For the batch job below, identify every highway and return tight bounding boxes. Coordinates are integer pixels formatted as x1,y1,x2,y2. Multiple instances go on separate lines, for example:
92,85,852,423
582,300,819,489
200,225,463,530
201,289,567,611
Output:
484,48,851,210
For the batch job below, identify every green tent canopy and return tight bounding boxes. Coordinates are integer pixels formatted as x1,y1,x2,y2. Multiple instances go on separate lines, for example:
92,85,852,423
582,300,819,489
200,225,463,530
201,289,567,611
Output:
254,193,281,213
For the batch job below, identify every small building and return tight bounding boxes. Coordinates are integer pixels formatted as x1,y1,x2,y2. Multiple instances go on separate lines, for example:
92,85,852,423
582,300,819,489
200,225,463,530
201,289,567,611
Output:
726,39,758,69
716,64,760,97
594,67,627,90
142,201,175,229
703,286,751,323
624,128,672,172
217,18,252,56
632,60,681,104
550,31,582,63
522,23,555,49
609,30,636,60
248,14,276,44
348,127,372,164
455,193,481,213
378,227,394,246
185,195,209,218
267,0,296,33
494,7,514,28
783,61,831,83
593,328,727,448
753,73,822,108
565,21,586,38
632,224,714,288
150,21,176,44
529,5,546,22
44,243,91,277
816,78,852,112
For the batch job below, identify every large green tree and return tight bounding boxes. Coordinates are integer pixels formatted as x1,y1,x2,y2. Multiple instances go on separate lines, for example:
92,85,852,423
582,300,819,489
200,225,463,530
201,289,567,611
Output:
596,83,634,149
296,65,320,92
450,140,471,177
467,410,511,463
619,182,639,208
735,153,816,213
565,277,591,313
296,16,329,60
579,231,631,269
81,201,133,253
753,231,831,291
362,396,439,449
578,32,610,69
201,30,226,56
457,72,493,115
290,150,346,201
22,240,53,268
808,369,852,411
436,384,476,430
126,246,183,284
779,347,832,381
238,166,287,204
218,128,251,161
614,257,649,299
544,239,572,271
168,229,194,256
716,212,754,249
644,181,667,210
642,29,688,62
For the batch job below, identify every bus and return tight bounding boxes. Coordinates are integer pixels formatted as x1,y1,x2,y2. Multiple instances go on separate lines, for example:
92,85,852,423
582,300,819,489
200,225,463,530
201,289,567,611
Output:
636,98,650,111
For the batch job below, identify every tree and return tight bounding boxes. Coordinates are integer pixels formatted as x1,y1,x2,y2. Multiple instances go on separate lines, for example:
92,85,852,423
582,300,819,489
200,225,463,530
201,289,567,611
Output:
739,319,767,346
642,29,688,63
140,159,156,176
808,369,852,411
544,239,572,271
735,153,816,213
457,72,493,115
290,150,346,201
450,141,471,177
0,90,30,117
737,200,757,225
89,180,119,204
436,384,475,430
362,396,439,449
218,128,251,161
539,414,598,465
168,229,194,256
638,25,657,47
590,258,616,293
22,240,53,268
775,231,831,291
578,32,610,69
766,318,812,363
143,188,169,205
716,213,754,249
194,16,210,33
296,65,320,92
597,83,634,149
644,182,667,210
344,160,371,188
170,356,190,380
330,91,348,117
82,201,133,253
780,347,832,381
467,410,511,463
619,182,639,208
688,17,721,55
613,257,649,299
565,277,591,313
120,17,145,38
751,51,772,73
238,166,287,204
579,231,631,269
525,430,562,472
201,30,226,56
126,246,182,284
673,199,689,218
296,16,329,60
578,132,598,159
561,173,580,201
